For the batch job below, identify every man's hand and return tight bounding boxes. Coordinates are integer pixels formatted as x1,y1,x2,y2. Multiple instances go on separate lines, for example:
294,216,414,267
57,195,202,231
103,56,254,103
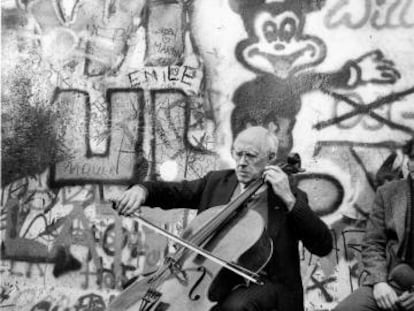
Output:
263,165,296,211
398,291,414,311
115,185,147,216
373,282,399,310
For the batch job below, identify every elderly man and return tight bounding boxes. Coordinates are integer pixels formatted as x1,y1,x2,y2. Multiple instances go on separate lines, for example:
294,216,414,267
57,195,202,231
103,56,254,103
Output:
115,126,332,311
335,140,414,311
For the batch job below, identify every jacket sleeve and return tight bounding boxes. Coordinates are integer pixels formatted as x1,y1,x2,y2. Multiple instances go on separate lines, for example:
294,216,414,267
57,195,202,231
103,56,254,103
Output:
290,61,356,95
288,190,333,257
361,187,388,286
140,172,211,210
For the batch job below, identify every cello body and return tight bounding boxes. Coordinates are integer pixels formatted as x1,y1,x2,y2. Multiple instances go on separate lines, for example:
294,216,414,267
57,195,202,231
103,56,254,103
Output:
108,205,273,311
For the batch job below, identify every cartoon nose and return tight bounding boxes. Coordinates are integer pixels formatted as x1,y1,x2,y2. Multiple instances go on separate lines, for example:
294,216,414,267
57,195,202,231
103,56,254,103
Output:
273,43,285,51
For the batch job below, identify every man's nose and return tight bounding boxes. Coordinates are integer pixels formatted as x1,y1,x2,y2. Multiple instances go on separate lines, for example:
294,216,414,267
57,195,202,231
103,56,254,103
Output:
237,155,249,165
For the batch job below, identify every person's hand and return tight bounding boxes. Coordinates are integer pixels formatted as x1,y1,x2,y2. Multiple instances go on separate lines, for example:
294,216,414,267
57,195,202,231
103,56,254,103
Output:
115,185,147,216
351,50,400,85
373,282,399,310
397,291,414,311
263,165,296,211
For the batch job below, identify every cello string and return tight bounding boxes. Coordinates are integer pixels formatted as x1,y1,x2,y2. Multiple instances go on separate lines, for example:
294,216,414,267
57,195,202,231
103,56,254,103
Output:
165,178,266,281
186,160,288,250
132,163,288,286
133,213,262,283
186,178,263,247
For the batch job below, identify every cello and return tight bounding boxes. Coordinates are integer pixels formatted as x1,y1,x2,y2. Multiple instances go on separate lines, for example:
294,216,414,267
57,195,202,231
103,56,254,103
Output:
108,160,301,311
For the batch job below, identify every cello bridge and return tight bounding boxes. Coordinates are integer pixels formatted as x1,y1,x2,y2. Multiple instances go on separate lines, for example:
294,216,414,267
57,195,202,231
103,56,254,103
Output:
165,257,188,285
140,288,161,311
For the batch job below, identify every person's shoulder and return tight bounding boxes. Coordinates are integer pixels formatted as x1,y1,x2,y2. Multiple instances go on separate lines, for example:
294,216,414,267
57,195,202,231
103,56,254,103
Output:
205,169,235,181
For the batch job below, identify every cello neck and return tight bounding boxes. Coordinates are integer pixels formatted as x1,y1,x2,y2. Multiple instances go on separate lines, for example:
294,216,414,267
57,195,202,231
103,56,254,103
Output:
187,159,297,247
187,177,265,248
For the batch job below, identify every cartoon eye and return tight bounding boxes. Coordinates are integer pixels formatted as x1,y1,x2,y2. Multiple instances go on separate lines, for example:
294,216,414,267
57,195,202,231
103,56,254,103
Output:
279,18,297,42
262,21,278,43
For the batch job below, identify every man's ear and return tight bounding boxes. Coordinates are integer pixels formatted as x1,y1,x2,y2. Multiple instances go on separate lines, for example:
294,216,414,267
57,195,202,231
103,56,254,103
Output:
268,152,276,161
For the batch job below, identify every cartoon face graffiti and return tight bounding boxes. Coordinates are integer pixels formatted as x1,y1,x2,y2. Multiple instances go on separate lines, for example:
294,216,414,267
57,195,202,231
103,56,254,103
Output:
230,0,400,159
239,5,326,79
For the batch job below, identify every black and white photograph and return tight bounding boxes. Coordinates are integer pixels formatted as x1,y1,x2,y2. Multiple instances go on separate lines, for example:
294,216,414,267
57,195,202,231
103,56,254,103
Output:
1,0,414,310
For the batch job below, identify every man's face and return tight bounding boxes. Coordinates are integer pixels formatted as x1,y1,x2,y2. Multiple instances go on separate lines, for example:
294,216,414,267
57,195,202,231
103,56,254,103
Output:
232,139,269,185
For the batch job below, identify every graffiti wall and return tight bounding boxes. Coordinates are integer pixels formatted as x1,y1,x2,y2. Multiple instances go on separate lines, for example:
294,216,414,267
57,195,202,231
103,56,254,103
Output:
1,0,413,310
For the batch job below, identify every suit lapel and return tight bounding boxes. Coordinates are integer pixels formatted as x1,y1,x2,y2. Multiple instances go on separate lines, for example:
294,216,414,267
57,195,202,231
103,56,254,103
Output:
392,180,409,242
267,188,287,239
216,172,239,205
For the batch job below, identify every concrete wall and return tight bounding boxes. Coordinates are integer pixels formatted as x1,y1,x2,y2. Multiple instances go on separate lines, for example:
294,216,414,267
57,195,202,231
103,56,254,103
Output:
1,0,413,310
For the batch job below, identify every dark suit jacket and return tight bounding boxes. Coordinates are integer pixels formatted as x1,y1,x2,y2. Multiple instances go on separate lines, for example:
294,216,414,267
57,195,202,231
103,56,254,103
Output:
142,169,333,311
362,178,411,286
